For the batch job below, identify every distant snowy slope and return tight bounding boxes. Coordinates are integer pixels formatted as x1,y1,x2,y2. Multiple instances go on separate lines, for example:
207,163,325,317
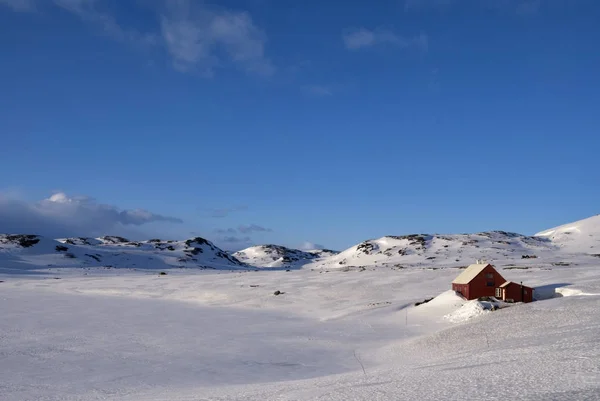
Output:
0,234,245,271
2,214,600,273
536,214,600,254
234,244,337,268
309,232,561,269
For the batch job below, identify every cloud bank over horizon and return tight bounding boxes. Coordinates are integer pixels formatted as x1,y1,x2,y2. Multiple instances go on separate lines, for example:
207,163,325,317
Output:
0,192,183,239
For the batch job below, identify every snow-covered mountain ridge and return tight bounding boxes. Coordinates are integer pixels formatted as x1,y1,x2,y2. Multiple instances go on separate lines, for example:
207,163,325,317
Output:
233,244,339,268
0,234,244,271
1,214,599,271
310,231,556,270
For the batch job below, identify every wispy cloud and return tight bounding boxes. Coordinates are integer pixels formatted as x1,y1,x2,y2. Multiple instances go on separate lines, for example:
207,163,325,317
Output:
3,0,273,77
343,28,377,50
222,235,251,244
0,191,182,238
302,84,333,97
343,28,428,52
160,0,274,76
54,0,157,46
214,227,237,234
208,205,248,218
217,235,252,250
238,224,272,234
0,0,35,11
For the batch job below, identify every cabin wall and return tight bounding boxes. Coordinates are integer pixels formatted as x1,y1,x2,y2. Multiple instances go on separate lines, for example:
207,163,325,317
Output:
452,283,469,299
467,265,507,300
503,283,534,303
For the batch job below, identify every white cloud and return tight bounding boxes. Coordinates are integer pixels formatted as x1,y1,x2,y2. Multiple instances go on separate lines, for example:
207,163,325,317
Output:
343,28,428,52
160,0,274,76
300,241,325,251
0,192,182,238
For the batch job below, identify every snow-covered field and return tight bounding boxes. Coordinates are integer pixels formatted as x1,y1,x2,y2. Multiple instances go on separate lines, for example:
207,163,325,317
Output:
2,264,600,400
1,215,600,400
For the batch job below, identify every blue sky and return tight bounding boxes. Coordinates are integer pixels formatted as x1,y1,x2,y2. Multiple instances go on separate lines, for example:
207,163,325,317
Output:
1,0,599,251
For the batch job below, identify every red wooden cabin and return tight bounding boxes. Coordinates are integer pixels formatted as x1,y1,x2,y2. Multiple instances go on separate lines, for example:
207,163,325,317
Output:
452,263,506,300
452,263,534,303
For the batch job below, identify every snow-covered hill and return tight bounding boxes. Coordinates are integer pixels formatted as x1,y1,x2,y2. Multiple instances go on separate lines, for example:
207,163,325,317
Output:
1,213,599,272
0,234,245,271
306,215,600,270
233,244,338,268
307,231,562,270
233,215,599,270
536,214,600,254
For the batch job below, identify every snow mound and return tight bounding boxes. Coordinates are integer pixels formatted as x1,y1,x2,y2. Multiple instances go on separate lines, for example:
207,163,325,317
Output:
420,290,465,308
555,287,599,297
411,290,467,321
444,300,494,323
414,291,508,324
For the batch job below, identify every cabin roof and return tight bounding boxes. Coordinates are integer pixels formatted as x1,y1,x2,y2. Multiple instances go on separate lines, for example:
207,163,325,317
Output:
499,281,533,289
452,263,492,285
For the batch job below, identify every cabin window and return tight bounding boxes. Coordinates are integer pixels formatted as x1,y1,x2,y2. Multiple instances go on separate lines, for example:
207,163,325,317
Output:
486,281,494,287
495,288,502,297
485,273,493,279
524,290,528,295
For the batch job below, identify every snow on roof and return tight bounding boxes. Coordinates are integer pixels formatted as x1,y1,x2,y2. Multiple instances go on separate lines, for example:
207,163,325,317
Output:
452,263,492,284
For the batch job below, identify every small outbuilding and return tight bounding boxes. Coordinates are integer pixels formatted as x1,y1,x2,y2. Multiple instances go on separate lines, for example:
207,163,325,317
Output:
496,281,534,303
452,262,534,303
